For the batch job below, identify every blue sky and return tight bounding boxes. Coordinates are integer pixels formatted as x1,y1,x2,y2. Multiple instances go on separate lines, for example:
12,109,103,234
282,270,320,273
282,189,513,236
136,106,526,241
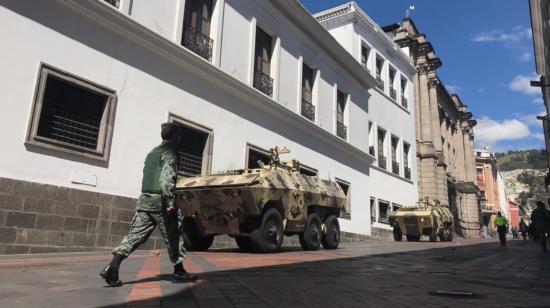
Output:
301,0,544,153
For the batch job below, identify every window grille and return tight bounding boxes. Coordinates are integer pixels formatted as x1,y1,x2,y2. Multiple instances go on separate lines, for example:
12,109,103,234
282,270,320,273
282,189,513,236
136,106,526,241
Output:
27,64,116,161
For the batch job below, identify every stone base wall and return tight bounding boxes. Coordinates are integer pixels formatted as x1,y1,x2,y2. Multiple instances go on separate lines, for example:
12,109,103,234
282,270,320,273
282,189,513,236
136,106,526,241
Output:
0,177,389,254
0,177,165,254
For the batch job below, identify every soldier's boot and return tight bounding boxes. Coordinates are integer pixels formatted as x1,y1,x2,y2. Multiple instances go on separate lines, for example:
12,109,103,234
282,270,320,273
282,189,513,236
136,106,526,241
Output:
172,262,197,282
100,254,124,287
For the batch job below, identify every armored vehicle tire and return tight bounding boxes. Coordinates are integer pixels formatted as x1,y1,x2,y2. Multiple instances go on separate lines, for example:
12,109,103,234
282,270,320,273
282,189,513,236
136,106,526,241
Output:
300,213,322,251
181,219,214,251
439,232,446,242
250,208,284,253
321,215,340,250
446,230,453,241
414,236,420,242
393,226,402,241
406,235,414,242
235,236,253,252
429,228,438,242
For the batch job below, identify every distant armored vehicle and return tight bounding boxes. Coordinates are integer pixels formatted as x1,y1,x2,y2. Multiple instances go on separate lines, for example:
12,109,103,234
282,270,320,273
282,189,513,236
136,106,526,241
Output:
388,199,454,242
175,147,347,253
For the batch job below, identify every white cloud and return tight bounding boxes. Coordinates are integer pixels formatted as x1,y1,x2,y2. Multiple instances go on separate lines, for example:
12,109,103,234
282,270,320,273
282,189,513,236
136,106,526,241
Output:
475,117,530,149
533,133,545,141
471,26,532,43
445,84,460,94
519,111,545,127
519,51,533,62
475,113,547,151
509,73,541,96
532,97,544,104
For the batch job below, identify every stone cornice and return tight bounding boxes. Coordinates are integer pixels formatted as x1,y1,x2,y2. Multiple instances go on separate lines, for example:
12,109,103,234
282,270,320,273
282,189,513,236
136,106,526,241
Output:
428,78,440,89
313,1,416,73
60,0,376,167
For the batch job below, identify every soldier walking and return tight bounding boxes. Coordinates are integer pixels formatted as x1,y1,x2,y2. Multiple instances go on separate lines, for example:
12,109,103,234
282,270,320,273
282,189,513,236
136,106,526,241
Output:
494,212,508,247
100,123,196,287
530,201,550,252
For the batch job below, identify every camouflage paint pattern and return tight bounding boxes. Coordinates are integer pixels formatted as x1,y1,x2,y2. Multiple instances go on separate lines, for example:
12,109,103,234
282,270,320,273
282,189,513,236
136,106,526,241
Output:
389,200,454,237
175,159,347,236
112,209,185,265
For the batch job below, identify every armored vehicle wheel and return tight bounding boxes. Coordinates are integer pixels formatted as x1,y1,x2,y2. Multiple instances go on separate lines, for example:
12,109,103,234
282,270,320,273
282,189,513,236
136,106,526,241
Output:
429,228,438,242
181,219,214,251
406,235,414,242
446,230,453,242
322,215,340,249
300,213,322,251
251,208,284,253
393,226,402,241
439,232,446,242
413,236,420,242
235,236,253,252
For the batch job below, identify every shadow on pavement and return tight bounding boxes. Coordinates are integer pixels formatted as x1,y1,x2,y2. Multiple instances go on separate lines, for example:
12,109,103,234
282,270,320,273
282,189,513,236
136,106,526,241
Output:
96,240,550,307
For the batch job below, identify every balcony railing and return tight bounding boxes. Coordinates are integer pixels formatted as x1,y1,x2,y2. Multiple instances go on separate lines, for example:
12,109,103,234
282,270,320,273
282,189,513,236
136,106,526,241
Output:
301,99,315,122
337,121,347,139
390,87,397,100
103,0,120,7
404,166,411,180
401,95,408,108
181,24,214,61
392,160,400,175
378,155,387,169
369,145,375,156
376,76,384,90
253,70,273,97
362,62,371,74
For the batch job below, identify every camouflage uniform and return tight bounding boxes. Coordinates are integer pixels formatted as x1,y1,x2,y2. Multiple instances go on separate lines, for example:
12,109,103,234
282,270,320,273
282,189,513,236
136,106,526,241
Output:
112,143,185,265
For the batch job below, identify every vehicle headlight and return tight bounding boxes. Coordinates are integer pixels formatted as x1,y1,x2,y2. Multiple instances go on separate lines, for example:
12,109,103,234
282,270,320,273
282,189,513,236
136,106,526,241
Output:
420,218,424,222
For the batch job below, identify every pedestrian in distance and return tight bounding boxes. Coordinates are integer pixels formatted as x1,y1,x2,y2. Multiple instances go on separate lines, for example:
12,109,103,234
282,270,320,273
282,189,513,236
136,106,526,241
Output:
482,224,488,240
530,201,550,253
518,219,528,242
511,227,518,239
494,212,509,247
100,123,196,287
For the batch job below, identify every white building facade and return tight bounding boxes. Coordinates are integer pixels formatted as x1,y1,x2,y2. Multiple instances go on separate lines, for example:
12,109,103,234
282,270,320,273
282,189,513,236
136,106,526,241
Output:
0,0,417,253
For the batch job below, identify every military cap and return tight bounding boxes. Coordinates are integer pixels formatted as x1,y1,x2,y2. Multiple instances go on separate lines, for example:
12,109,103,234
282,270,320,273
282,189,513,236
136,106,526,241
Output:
161,122,179,140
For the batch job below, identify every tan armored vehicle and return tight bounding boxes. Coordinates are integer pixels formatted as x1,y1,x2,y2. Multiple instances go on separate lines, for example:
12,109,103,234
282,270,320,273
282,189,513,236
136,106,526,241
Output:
175,147,348,253
388,199,454,242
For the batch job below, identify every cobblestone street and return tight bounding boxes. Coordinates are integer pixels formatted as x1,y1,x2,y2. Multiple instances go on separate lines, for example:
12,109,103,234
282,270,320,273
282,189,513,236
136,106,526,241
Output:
0,238,548,307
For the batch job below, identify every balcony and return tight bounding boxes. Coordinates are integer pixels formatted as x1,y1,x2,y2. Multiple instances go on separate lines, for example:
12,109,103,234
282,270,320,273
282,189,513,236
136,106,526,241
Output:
376,76,384,91
103,0,119,7
378,155,387,169
392,160,400,175
404,166,411,180
369,145,375,156
401,95,408,108
181,24,214,61
337,121,347,139
253,70,273,97
361,62,370,74
301,99,315,122
389,87,397,100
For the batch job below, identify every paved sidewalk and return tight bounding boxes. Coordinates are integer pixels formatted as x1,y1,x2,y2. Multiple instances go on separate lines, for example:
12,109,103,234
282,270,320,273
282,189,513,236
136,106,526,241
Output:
0,238,548,307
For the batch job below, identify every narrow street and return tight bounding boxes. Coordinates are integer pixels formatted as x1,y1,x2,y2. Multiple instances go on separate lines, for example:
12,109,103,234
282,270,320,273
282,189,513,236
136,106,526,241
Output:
0,238,548,307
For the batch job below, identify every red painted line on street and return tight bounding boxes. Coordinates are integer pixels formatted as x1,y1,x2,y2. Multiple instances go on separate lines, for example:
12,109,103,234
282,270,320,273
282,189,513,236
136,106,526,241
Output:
126,251,162,305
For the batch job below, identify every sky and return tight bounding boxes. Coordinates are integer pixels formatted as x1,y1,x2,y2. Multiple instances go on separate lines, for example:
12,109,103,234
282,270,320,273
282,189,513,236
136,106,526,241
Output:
300,0,544,153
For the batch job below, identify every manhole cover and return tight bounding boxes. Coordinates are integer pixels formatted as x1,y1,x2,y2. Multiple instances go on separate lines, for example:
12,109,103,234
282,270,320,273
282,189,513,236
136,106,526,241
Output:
429,290,485,299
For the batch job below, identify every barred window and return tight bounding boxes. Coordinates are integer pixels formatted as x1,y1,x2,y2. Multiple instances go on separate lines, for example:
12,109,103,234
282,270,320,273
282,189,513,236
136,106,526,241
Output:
169,114,213,178
27,64,116,161
246,145,270,169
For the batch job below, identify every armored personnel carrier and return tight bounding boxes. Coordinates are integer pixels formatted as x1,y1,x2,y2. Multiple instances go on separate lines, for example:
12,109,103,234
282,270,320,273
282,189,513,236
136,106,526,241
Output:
388,199,454,242
175,147,348,253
